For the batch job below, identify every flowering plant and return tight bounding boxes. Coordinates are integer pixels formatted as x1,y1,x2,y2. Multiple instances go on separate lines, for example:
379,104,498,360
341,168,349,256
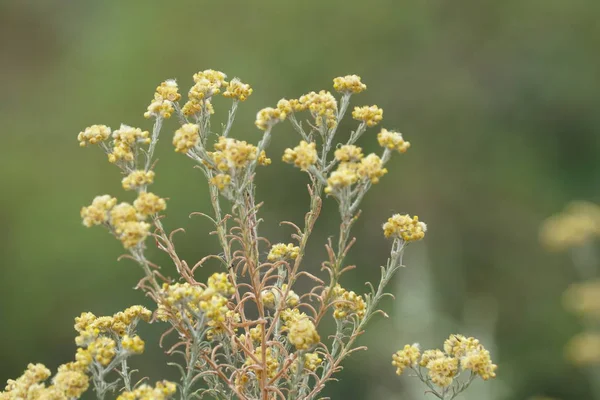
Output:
1,70,495,400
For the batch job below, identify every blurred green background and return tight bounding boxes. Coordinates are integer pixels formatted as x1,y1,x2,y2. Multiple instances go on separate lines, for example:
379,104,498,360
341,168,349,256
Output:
1,1,600,399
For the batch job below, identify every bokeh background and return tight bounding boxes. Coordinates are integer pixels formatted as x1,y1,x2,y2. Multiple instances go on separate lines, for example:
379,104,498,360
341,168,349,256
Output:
2,1,600,399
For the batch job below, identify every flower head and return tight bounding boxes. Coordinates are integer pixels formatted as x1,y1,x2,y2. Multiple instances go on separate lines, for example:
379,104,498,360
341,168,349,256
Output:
173,124,199,153
144,80,180,119
377,129,410,153
333,75,367,94
392,344,421,375
282,141,318,170
81,195,117,227
77,125,111,147
383,214,427,242
223,78,253,101
352,105,383,127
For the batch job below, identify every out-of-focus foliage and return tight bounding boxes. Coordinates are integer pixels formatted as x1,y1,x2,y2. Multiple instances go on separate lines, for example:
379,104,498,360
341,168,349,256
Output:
1,1,599,399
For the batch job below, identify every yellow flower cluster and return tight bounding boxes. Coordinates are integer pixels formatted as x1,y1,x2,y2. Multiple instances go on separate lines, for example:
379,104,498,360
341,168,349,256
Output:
357,154,387,183
192,69,227,97
159,273,233,328
382,214,427,242
282,141,318,170
207,272,235,296
392,344,421,375
267,243,300,262
261,284,300,309
394,335,497,386
222,78,253,101
88,337,116,366
212,136,264,170
324,163,359,194
245,347,279,379
0,363,90,400
180,69,228,116
331,285,366,320
204,136,270,190
303,352,323,371
297,90,338,128
210,174,232,190
77,124,111,147
255,107,286,130
334,145,363,163
352,105,383,127
377,128,410,153
122,170,155,191
290,352,323,374
52,367,90,398
122,335,145,354
427,356,459,387
108,125,151,164
74,306,151,346
173,123,200,154
134,191,167,216
284,311,320,350
540,201,600,251
1,363,51,399
325,152,388,194
80,195,117,227
565,332,600,366
116,380,177,400
249,324,264,342
144,80,180,119
82,191,166,248
333,75,367,94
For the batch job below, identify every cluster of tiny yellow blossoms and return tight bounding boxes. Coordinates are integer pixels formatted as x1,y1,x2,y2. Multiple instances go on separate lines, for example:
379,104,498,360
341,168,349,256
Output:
134,192,167,216
222,78,253,101
81,191,166,248
393,335,496,389
267,243,300,262
73,306,151,365
0,363,90,400
88,337,117,366
122,170,155,191
303,352,323,371
356,153,387,183
284,311,320,350
324,149,388,194
298,90,338,128
122,335,145,354
383,214,427,242
333,75,367,94
255,107,286,130
77,124,111,147
245,347,279,380
352,105,383,127
144,80,181,119
290,352,324,374
181,69,228,116
109,125,151,164
261,284,300,309
540,201,600,251
116,381,177,400
80,195,117,227
173,123,200,154
331,285,367,320
377,128,410,153
158,273,233,329
282,141,318,170
334,145,364,163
